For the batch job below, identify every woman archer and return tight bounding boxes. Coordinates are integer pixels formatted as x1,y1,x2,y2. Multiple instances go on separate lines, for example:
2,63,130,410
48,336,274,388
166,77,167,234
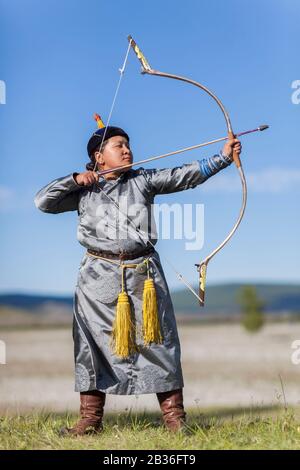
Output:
35,123,241,435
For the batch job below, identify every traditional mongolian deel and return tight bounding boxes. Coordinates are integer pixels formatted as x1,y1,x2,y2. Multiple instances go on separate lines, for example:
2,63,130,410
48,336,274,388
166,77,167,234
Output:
35,155,231,395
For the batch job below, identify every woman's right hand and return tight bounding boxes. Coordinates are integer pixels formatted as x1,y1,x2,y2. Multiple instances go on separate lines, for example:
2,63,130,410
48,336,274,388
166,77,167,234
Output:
75,171,99,186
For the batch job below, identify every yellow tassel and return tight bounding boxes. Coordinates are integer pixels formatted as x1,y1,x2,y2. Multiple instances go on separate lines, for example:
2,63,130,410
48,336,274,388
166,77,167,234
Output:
142,278,162,345
112,291,137,358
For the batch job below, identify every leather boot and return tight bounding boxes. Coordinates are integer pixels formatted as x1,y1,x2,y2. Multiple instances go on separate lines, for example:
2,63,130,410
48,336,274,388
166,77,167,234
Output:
60,390,106,436
156,388,186,432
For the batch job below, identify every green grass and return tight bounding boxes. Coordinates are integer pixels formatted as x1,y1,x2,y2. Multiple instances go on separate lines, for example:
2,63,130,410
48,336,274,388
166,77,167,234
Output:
1,406,300,450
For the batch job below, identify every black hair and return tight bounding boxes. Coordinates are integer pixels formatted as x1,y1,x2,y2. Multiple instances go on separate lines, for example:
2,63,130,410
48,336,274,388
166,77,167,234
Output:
85,140,108,171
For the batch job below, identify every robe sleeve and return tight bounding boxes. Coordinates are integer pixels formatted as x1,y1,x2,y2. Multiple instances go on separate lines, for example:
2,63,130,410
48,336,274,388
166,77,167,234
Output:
34,173,82,213
143,151,232,195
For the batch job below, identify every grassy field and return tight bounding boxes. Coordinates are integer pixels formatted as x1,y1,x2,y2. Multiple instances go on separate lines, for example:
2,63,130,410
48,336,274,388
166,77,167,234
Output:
1,407,300,450
1,322,300,449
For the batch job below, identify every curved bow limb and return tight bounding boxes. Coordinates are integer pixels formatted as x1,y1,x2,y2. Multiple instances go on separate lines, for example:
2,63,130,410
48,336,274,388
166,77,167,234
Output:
128,35,262,307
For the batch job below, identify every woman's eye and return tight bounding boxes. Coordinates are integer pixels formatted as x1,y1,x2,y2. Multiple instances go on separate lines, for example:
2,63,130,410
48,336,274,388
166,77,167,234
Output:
114,143,130,149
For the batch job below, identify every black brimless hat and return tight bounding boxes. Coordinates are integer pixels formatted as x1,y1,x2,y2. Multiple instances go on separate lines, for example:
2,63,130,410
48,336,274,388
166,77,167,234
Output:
87,126,130,156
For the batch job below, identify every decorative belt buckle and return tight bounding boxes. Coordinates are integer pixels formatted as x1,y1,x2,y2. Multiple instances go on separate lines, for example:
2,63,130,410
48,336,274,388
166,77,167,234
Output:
135,260,148,274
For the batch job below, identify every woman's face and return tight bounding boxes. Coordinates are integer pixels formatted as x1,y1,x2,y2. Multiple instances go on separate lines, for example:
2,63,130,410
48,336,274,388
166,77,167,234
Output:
95,135,133,174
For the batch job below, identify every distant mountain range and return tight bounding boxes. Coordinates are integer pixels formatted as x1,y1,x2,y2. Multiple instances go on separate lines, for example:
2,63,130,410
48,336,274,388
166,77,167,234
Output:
171,283,300,315
0,283,299,318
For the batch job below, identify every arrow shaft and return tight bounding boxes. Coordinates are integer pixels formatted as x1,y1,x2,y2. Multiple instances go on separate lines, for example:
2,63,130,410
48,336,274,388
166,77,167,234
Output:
96,126,264,177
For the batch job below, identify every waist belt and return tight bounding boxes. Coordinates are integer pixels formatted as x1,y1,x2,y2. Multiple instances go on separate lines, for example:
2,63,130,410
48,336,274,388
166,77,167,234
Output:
87,246,154,261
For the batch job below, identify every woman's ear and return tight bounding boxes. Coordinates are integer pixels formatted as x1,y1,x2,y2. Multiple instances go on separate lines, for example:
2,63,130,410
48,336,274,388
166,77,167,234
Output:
94,151,104,166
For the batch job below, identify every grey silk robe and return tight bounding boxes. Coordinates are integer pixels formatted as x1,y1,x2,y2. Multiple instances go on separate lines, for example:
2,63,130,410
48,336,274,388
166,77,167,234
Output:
35,155,231,394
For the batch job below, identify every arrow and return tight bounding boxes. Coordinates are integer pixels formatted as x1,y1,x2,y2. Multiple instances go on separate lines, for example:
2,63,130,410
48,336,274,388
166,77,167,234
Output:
96,125,269,177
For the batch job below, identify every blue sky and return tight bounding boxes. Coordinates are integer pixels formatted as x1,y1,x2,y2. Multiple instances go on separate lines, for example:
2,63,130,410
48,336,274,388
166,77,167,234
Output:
0,0,299,295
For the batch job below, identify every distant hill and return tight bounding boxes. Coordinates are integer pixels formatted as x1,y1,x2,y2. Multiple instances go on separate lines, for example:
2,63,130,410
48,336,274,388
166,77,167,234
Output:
172,283,300,315
0,283,299,320
0,293,73,311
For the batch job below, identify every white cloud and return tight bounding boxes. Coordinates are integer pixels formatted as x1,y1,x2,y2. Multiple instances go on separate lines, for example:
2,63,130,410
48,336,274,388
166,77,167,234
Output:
0,186,14,211
0,186,37,212
202,168,300,193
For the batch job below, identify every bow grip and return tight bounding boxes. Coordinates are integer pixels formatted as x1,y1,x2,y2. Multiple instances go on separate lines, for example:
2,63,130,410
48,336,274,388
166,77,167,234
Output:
198,263,207,307
228,131,241,168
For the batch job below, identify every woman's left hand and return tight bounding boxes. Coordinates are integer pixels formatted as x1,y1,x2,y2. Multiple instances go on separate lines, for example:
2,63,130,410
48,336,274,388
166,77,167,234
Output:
222,138,242,160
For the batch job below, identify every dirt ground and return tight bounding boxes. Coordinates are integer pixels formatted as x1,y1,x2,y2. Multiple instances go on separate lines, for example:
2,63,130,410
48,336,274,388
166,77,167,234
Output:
0,323,299,414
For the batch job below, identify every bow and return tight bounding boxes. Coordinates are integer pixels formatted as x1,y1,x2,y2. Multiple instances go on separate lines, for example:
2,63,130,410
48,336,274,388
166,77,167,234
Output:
96,36,268,307
127,35,267,306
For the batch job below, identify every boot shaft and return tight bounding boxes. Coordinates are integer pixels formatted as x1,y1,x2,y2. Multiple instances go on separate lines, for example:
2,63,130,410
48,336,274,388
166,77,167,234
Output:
157,388,186,431
80,390,106,420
